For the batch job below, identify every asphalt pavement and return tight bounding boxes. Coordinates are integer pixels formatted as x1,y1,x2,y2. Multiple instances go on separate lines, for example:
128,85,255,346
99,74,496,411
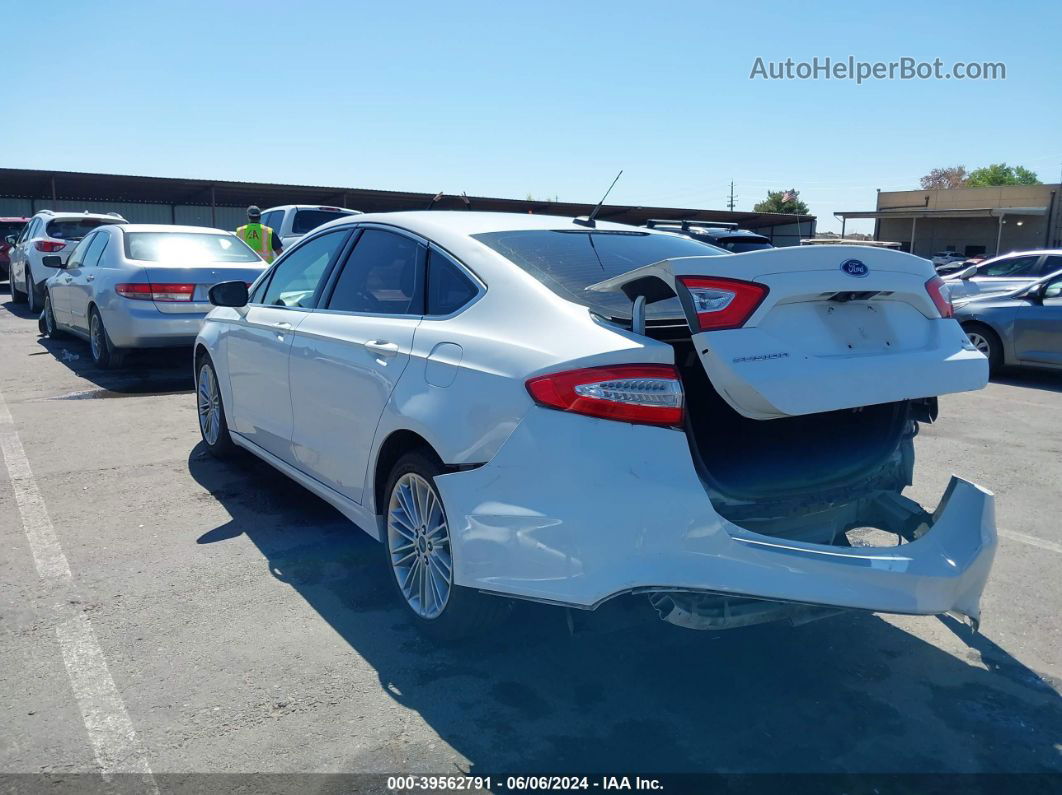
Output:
1,285,1060,786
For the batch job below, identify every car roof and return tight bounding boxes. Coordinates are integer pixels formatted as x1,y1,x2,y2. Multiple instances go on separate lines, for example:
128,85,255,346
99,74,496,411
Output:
981,249,1062,262
112,224,233,234
261,205,360,213
0,217,29,222
318,210,650,238
34,210,125,221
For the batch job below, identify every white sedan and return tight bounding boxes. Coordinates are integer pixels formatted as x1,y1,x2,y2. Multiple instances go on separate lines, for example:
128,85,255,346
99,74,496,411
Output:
194,211,995,640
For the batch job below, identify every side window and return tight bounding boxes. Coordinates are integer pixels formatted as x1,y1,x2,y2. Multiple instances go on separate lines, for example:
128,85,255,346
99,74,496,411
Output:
83,232,109,267
326,229,425,315
25,218,41,241
427,248,478,316
261,211,281,234
65,233,95,269
261,230,348,308
1040,255,1062,275
979,255,1040,277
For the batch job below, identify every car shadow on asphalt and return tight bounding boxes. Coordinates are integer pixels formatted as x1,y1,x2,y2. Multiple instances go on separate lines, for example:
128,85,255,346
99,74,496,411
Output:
993,369,1062,394
187,444,1062,775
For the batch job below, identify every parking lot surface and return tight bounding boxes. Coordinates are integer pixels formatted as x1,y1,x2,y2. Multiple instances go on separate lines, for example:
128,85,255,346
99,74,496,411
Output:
1,286,1060,780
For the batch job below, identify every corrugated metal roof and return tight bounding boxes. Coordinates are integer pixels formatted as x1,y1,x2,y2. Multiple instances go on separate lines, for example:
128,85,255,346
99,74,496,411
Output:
0,168,815,231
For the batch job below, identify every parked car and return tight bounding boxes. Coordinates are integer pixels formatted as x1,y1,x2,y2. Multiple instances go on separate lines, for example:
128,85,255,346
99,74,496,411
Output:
8,210,127,313
39,224,266,368
944,249,1062,300
645,219,773,252
955,269,1062,373
0,216,29,279
258,205,362,249
931,251,967,268
194,212,993,640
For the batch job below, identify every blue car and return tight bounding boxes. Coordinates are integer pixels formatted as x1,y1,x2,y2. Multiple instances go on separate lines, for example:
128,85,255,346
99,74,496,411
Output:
954,269,1062,373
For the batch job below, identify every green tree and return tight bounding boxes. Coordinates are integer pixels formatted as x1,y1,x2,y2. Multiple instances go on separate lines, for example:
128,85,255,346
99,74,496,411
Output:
753,188,810,214
965,163,1041,187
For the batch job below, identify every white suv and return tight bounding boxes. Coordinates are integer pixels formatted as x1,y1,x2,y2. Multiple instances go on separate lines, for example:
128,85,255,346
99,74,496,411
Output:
258,205,361,249
9,209,126,313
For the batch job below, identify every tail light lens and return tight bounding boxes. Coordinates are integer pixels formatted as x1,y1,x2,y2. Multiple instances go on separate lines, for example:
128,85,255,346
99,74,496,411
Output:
35,241,66,252
116,283,195,302
925,276,953,318
677,276,769,331
526,365,684,427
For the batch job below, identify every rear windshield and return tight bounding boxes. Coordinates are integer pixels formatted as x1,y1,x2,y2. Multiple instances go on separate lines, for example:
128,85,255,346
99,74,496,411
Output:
292,209,353,235
714,237,773,253
46,218,119,240
472,229,727,319
124,232,262,263
0,221,26,237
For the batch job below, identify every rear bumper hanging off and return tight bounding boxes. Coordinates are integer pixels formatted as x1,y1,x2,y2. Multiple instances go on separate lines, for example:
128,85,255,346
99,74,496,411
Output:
435,408,996,625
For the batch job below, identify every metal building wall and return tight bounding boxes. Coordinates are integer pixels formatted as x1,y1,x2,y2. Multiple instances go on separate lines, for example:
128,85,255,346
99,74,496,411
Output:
0,197,244,230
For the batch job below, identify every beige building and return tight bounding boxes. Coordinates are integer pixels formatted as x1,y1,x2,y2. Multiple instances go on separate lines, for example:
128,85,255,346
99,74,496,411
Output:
837,184,1062,258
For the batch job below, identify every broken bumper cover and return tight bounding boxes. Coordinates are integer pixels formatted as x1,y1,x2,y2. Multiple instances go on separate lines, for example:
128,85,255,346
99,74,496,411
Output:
435,408,997,624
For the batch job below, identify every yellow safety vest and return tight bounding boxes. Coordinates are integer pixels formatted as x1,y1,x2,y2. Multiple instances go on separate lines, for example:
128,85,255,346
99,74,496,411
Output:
236,223,276,263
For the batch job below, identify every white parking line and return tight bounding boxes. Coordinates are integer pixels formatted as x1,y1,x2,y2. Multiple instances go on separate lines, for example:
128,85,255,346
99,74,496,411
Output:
0,389,157,788
999,528,1062,555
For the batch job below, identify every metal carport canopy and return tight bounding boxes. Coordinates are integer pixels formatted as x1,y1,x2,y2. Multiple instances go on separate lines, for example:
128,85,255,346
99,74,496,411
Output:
0,168,814,231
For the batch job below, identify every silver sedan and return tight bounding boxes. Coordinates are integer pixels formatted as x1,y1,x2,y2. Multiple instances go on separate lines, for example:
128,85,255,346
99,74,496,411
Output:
955,269,1062,373
39,224,267,368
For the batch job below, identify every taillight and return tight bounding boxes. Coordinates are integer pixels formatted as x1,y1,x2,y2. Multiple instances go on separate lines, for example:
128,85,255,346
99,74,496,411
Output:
677,276,769,331
925,276,953,318
35,241,66,252
526,365,684,427
116,283,195,302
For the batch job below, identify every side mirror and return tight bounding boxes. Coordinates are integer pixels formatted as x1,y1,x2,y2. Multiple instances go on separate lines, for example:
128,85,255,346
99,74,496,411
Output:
208,280,249,307
957,265,977,280
4,235,15,246
41,255,64,268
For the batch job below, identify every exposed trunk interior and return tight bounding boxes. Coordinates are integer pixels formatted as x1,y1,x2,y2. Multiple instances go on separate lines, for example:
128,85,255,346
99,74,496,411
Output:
645,320,923,539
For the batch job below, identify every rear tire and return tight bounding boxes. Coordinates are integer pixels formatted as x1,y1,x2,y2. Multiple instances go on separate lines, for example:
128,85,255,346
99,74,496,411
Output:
10,277,26,304
88,307,124,369
963,323,1003,374
195,354,236,458
26,279,40,314
382,451,508,641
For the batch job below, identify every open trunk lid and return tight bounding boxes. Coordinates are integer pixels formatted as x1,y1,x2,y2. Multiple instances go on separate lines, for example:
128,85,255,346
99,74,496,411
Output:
588,245,988,420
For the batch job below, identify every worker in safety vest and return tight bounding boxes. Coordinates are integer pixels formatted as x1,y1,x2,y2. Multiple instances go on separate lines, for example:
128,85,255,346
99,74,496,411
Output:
235,206,283,263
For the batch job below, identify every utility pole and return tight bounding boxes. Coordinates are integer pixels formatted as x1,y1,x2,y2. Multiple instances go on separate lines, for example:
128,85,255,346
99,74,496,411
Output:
726,181,737,211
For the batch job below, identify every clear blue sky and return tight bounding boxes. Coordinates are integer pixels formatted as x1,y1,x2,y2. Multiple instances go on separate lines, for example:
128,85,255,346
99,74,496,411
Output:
5,0,1060,232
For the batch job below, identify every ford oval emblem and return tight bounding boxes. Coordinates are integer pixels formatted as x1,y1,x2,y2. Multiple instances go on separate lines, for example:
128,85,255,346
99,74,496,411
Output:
841,259,869,278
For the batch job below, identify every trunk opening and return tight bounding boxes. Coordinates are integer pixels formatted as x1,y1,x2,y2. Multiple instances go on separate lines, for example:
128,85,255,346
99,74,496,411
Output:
645,321,925,541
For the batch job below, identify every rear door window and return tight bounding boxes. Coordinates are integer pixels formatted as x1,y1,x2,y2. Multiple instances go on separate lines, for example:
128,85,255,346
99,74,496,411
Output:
978,255,1040,277
260,230,349,308
260,211,282,234
326,229,425,315
1042,255,1062,275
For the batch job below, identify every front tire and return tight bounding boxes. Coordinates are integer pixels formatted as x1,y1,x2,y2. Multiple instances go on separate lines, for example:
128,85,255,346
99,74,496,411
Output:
39,294,61,338
383,451,507,640
964,323,1003,374
196,355,236,457
88,307,124,369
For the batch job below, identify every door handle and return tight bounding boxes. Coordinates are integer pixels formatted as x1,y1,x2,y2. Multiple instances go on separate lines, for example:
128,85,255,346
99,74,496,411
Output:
273,321,293,330
364,340,399,355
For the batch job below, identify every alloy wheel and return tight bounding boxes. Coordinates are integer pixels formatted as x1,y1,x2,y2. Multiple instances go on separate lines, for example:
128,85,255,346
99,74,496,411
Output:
197,364,221,446
387,472,453,619
966,331,991,356
90,314,104,361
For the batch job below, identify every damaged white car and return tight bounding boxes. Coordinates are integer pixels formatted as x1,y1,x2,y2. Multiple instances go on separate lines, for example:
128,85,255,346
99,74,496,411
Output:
194,211,995,639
